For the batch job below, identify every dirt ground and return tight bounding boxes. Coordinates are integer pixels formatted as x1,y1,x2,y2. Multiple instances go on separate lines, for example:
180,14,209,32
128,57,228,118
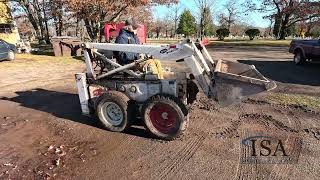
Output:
0,46,320,179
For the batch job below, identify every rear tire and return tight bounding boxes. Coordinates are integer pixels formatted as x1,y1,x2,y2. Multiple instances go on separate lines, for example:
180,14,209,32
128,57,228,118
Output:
293,51,305,65
142,95,188,140
7,50,15,61
96,91,133,132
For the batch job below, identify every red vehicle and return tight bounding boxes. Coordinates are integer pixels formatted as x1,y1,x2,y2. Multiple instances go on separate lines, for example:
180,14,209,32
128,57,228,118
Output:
104,23,146,43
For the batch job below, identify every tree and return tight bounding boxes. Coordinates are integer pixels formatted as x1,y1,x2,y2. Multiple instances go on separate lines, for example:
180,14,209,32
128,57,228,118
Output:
216,28,230,40
308,24,320,37
169,3,182,36
194,0,215,39
14,15,35,38
11,0,50,43
48,0,64,37
245,28,260,40
245,0,320,40
304,17,320,37
154,18,164,38
66,0,177,42
0,1,13,23
177,9,197,37
218,0,239,31
202,7,215,36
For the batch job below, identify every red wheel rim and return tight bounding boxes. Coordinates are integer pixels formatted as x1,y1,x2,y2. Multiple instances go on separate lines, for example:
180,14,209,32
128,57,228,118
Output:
149,102,178,134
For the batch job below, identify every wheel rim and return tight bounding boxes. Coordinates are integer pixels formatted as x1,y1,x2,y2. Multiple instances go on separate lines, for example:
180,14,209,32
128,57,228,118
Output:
8,51,14,60
294,54,300,63
100,102,123,126
149,102,178,134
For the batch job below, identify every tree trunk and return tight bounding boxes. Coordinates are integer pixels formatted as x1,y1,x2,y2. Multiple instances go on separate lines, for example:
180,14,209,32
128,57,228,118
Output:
273,13,282,38
278,27,286,40
156,29,160,38
57,14,63,36
174,21,177,36
42,2,50,43
278,0,294,40
165,25,168,38
19,1,42,41
34,0,45,42
278,13,290,40
57,2,63,36
200,11,204,40
84,19,99,42
75,18,80,37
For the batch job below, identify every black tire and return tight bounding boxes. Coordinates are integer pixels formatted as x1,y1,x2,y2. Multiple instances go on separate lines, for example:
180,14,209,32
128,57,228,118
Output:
142,95,188,140
293,50,305,65
96,91,133,132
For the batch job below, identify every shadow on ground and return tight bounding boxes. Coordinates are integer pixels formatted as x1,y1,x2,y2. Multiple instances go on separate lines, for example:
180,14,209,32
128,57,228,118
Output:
238,60,320,86
0,88,150,139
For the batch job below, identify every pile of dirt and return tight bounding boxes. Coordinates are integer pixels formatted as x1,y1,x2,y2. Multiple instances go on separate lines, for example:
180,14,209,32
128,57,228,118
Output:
191,94,218,111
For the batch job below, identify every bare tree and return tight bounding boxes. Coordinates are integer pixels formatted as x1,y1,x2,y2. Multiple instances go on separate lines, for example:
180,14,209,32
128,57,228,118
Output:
245,0,320,39
11,0,48,42
169,3,182,36
66,0,177,42
218,0,239,31
193,0,216,39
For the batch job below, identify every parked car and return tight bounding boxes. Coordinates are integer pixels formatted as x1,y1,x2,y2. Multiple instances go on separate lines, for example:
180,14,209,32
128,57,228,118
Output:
0,39,16,61
289,39,320,65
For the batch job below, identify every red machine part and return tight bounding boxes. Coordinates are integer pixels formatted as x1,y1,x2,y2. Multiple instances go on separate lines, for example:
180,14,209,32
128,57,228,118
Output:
149,103,178,134
104,23,147,43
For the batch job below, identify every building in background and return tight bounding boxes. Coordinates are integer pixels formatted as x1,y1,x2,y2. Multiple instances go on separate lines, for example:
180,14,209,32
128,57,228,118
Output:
0,0,20,45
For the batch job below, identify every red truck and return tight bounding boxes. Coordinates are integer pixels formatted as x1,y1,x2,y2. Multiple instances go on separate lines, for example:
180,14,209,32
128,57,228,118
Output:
289,39,320,65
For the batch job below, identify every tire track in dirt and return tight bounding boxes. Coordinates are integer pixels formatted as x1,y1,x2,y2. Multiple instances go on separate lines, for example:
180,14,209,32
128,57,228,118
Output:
235,125,259,180
243,98,320,141
141,99,213,179
266,114,303,180
234,101,306,180
153,135,206,180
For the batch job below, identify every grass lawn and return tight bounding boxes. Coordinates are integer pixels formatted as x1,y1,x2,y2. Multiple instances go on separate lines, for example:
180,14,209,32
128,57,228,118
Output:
266,93,320,110
147,38,292,47
15,54,82,62
0,54,83,69
209,39,291,47
1,43,85,69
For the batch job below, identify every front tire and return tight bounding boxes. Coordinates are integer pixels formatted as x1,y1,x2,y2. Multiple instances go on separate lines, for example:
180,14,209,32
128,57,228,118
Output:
7,50,15,61
142,95,188,140
293,51,305,65
96,91,133,132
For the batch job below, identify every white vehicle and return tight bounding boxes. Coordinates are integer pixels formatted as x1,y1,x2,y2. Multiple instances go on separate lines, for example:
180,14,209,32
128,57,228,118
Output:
75,39,276,140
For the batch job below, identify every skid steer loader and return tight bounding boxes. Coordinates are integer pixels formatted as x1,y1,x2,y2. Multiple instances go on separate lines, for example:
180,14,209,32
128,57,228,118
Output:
75,39,276,140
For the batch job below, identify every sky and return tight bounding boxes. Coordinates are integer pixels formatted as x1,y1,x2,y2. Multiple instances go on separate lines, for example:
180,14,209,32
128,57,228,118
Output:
153,0,271,28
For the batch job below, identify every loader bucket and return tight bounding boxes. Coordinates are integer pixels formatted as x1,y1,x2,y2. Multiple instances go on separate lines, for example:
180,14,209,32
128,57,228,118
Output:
213,60,276,106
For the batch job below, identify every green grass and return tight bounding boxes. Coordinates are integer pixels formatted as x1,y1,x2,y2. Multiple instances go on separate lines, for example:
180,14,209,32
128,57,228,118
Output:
147,38,292,47
209,39,291,47
266,93,320,110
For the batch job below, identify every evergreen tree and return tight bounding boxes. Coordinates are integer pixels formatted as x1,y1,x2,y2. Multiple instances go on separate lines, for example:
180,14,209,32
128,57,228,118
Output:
177,10,197,37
